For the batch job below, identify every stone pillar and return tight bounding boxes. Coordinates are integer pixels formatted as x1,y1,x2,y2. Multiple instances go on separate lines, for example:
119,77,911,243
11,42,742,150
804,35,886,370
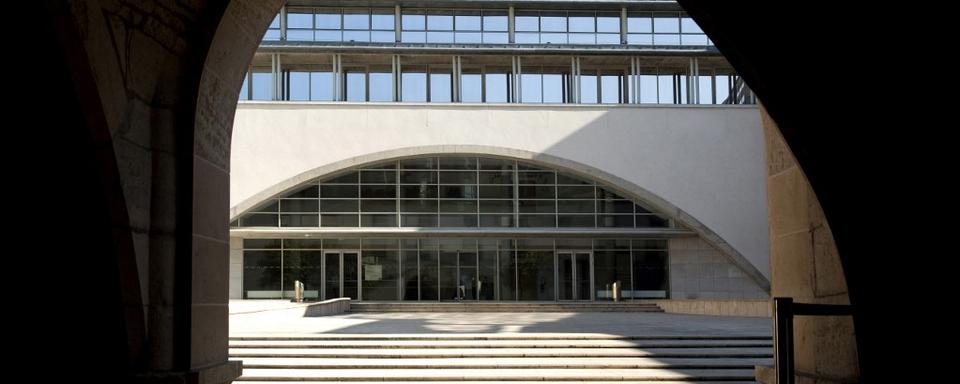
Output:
763,105,859,383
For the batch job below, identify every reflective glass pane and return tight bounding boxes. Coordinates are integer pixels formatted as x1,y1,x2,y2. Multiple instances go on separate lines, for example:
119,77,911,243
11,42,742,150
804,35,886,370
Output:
310,72,334,101
480,215,514,227
516,33,539,44
483,32,508,43
597,15,620,33
543,74,564,102
321,214,359,227
400,185,438,199
289,72,310,101
346,72,366,101
343,13,369,29
401,199,438,213
427,32,454,43
479,200,513,213
568,15,594,33
485,73,508,102
541,16,567,32
402,72,427,102
361,185,396,198
288,12,313,29
316,13,341,29
628,16,652,33
681,17,703,33
601,75,620,103
321,184,358,198
431,72,452,102
461,73,482,102
479,186,513,199
320,199,358,212
372,13,395,29
402,14,425,30
521,74,542,103
428,14,453,30
401,31,426,42
654,14,680,33
455,14,481,31
580,74,598,103
455,32,482,43
483,14,508,31
343,30,370,42
515,15,539,31
251,72,272,100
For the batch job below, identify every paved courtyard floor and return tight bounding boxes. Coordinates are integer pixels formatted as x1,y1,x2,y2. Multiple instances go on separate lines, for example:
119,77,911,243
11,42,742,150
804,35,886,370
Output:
229,300,771,337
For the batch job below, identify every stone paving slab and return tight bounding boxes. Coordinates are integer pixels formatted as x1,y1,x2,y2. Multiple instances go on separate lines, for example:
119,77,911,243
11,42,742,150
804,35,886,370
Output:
235,356,773,369
230,333,771,340
230,308,771,337
229,339,771,349
236,381,757,384
238,368,757,381
229,347,773,358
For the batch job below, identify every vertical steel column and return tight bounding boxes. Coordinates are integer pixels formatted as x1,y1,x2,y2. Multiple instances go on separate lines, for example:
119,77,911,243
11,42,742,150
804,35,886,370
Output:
271,54,281,101
508,6,515,43
571,57,581,104
630,57,638,104
279,6,287,41
395,5,402,43
392,55,400,102
332,54,342,101
511,56,522,103
620,7,628,44
452,56,462,102
774,297,795,384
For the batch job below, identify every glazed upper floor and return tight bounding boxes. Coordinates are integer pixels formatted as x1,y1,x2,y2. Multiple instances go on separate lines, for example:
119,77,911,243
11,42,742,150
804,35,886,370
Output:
262,1,713,50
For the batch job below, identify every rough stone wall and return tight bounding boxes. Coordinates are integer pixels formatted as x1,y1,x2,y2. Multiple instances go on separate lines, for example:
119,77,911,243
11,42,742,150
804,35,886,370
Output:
763,106,859,383
49,0,283,381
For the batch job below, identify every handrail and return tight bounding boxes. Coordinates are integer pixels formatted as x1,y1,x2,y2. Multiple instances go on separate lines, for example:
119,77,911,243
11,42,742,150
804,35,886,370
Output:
773,297,854,384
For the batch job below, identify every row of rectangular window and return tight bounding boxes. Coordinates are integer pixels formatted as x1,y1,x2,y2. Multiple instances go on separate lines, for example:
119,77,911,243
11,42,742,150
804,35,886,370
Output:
272,185,626,199
238,213,665,228
243,70,745,105
265,9,707,46
244,238,668,250
251,199,640,214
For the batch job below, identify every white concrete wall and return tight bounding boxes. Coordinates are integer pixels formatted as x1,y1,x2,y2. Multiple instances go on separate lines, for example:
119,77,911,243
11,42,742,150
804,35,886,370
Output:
230,102,769,280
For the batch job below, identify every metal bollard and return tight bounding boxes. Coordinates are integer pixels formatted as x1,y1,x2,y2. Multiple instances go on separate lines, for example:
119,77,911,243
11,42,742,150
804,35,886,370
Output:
612,281,620,302
293,280,304,303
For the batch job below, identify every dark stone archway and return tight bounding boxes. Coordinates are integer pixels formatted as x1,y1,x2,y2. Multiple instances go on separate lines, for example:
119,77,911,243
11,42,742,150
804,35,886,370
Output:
20,1,885,382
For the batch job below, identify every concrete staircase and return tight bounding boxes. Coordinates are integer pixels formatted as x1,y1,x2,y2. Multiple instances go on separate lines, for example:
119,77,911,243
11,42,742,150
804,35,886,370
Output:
229,334,772,382
348,302,665,313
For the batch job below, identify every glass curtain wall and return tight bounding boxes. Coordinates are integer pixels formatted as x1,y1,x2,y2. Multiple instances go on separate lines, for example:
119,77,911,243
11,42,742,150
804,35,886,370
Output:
242,238,669,301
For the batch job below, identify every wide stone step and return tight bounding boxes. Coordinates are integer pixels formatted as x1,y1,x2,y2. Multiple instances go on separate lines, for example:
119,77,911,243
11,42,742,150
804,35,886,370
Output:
237,381,757,384
236,368,757,381
230,334,771,341
236,357,773,370
229,339,771,349
229,347,773,358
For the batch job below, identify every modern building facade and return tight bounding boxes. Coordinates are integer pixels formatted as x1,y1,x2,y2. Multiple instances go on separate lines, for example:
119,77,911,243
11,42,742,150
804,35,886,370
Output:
229,0,769,303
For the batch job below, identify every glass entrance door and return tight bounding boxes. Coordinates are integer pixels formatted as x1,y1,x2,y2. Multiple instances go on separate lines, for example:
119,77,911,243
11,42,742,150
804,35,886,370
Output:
558,250,593,301
439,251,478,301
323,250,360,300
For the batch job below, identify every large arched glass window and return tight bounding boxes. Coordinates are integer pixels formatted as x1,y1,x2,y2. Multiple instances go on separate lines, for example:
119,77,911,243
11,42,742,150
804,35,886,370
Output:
234,156,671,229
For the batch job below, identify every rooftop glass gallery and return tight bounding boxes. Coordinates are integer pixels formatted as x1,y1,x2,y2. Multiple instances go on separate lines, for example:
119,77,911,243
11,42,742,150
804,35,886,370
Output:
241,4,756,105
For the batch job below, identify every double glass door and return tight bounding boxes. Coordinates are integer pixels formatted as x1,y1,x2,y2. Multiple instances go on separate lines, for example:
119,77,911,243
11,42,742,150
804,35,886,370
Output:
439,251,479,301
324,250,360,300
558,251,593,301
